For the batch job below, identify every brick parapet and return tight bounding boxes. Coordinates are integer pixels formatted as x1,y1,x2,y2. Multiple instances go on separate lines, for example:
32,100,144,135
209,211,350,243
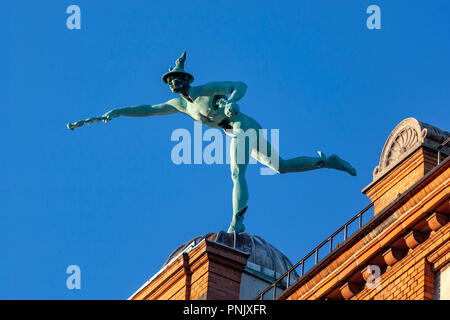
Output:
130,239,249,300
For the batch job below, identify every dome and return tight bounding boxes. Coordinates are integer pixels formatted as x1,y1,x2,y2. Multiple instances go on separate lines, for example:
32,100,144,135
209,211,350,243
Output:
163,231,296,278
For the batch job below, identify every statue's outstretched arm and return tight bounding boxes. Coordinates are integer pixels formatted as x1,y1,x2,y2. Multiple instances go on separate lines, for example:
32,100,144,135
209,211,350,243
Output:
199,81,247,103
105,98,181,118
67,98,182,130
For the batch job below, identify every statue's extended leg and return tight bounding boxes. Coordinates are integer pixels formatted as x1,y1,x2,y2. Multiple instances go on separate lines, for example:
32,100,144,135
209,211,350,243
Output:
276,152,356,176
250,127,356,176
227,135,250,233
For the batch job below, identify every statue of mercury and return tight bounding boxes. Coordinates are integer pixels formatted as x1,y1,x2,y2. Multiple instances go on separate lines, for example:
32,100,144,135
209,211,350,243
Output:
68,51,357,233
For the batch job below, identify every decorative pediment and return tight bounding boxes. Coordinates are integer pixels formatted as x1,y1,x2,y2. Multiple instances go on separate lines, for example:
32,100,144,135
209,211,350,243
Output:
372,118,449,181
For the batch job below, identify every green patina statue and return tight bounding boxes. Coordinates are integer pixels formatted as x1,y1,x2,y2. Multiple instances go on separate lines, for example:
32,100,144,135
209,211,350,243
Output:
68,51,356,233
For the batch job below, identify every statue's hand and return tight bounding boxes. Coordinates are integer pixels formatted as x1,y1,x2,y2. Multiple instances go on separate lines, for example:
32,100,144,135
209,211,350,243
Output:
217,98,229,108
102,109,119,123
224,102,240,118
67,110,117,131
217,98,239,117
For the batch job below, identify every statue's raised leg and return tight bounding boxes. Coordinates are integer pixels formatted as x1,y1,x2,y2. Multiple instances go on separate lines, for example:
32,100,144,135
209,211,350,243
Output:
275,152,356,176
249,126,357,176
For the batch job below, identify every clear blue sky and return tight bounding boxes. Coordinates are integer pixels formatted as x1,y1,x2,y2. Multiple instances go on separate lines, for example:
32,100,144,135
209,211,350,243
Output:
2,1,449,299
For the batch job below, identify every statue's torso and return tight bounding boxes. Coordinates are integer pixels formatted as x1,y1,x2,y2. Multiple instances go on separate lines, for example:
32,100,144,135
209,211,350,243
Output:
183,95,229,129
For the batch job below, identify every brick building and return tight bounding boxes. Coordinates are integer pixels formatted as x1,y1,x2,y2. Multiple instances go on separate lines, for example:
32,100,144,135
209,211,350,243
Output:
128,231,297,300
129,118,449,300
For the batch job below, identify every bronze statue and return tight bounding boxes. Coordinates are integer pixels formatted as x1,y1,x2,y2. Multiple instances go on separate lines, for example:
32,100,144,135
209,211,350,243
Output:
68,51,356,233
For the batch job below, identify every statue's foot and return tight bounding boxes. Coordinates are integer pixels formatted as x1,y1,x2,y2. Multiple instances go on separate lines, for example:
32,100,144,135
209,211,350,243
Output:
228,220,245,234
227,206,247,233
319,152,357,176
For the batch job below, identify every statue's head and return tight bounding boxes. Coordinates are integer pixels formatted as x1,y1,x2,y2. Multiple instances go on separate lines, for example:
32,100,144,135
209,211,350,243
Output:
166,74,191,93
162,50,194,93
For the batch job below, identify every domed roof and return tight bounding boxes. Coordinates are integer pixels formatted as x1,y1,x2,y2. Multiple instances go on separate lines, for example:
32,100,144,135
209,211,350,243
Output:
163,231,296,277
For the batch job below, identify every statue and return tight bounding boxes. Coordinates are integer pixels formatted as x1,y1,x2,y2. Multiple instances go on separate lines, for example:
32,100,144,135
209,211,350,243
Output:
67,51,357,233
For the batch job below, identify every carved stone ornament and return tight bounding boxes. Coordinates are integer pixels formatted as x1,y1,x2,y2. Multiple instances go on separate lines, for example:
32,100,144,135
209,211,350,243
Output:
372,118,450,182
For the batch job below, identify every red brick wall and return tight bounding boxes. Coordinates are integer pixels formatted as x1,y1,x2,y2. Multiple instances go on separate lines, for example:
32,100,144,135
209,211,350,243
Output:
352,223,449,300
281,159,449,301
131,240,249,300
364,148,438,215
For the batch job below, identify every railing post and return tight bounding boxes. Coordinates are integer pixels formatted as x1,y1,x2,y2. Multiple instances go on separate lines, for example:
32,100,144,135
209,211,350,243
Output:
329,237,333,252
286,271,290,287
437,138,450,165
315,248,319,265
344,224,348,241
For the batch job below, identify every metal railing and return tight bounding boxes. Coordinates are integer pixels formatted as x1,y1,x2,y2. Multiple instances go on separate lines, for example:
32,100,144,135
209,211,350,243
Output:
437,137,450,165
254,202,374,300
